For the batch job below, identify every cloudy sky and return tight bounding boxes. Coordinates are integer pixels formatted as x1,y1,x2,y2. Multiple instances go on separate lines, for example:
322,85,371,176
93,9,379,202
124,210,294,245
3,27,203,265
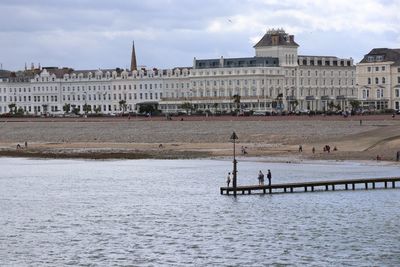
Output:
0,0,399,71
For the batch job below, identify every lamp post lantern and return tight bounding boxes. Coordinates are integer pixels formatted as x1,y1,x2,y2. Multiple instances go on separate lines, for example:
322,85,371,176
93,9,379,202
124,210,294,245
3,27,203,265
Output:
230,131,238,196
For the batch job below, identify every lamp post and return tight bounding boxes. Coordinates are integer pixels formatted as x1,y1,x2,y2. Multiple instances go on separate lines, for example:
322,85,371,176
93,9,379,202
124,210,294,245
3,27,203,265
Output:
83,92,87,118
230,131,238,196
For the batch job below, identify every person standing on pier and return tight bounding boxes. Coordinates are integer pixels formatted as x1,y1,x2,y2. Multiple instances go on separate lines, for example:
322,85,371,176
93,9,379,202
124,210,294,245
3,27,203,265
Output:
226,172,231,187
258,170,264,185
267,170,272,186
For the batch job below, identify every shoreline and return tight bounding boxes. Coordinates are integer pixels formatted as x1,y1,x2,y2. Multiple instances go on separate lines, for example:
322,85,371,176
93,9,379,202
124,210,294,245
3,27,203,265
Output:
1,117,400,162
1,145,399,164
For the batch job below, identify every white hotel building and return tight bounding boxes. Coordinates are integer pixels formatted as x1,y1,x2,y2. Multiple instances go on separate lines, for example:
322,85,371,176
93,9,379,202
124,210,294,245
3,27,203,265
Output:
0,29,360,115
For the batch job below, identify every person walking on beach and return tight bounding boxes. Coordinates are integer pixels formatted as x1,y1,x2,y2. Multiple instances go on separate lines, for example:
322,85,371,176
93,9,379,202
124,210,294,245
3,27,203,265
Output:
267,170,272,186
226,172,231,187
298,145,303,153
258,170,264,185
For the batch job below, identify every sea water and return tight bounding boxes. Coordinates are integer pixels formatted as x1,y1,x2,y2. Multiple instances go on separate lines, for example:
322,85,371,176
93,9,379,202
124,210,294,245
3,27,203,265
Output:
0,157,399,266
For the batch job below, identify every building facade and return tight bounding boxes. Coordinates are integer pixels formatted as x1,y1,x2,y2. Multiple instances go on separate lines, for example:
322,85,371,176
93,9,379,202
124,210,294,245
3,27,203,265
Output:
160,29,356,114
1,29,394,116
356,48,400,110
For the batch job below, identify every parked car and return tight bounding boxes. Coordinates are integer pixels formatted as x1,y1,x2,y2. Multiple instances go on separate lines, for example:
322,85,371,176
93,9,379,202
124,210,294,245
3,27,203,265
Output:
253,111,266,116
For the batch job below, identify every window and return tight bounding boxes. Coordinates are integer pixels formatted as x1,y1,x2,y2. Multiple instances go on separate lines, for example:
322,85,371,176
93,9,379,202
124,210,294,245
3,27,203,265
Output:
368,78,371,84
375,67,379,71
375,77,379,84
382,77,385,84
382,66,385,71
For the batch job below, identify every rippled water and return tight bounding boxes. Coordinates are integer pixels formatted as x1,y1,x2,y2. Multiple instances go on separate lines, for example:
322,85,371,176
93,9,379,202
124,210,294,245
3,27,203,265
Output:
0,157,399,266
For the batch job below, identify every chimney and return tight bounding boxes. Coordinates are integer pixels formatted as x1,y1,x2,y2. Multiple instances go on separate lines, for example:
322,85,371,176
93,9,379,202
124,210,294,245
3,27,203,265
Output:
130,41,137,71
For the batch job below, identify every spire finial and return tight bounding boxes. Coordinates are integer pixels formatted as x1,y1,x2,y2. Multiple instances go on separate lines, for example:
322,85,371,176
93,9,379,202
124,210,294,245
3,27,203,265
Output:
130,41,137,71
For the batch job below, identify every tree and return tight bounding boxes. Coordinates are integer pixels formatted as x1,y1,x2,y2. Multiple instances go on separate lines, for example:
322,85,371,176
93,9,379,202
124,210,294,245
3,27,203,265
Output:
290,99,299,111
139,103,156,114
16,107,24,116
8,103,16,114
212,103,219,113
94,106,101,114
83,103,91,114
119,100,127,114
63,103,71,114
328,101,335,111
349,100,361,112
180,102,193,114
232,94,241,111
72,106,80,115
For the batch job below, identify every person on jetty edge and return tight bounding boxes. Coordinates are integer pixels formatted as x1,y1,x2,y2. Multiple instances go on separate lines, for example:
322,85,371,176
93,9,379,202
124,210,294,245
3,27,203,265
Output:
267,170,272,186
258,170,264,185
226,172,231,187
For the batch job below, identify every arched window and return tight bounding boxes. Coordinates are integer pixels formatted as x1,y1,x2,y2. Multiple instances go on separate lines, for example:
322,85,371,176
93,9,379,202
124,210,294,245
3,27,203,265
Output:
375,77,379,84
382,77,386,84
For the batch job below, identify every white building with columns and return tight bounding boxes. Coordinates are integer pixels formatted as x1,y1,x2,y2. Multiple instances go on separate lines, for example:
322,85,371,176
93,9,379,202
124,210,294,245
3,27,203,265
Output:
0,29,361,115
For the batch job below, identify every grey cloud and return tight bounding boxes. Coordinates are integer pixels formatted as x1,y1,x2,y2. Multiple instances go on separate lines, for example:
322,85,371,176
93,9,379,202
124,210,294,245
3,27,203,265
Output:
0,0,398,70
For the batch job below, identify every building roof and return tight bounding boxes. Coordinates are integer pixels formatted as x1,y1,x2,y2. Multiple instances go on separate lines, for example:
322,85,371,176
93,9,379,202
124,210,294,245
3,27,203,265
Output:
254,29,299,48
359,48,400,65
195,57,279,69
0,70,11,79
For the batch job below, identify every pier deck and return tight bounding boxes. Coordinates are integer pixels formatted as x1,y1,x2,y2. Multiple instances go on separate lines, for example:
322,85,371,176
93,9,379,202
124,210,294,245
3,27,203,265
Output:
220,177,400,195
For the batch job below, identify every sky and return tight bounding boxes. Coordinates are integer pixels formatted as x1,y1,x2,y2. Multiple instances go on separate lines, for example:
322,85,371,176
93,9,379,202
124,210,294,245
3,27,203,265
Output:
0,0,399,71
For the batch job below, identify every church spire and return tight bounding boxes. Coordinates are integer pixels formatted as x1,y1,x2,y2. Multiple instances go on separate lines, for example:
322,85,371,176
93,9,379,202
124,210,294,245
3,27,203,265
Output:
130,41,137,71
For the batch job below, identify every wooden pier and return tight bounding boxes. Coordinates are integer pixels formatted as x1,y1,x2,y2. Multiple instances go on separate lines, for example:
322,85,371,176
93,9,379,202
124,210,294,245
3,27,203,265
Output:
220,177,400,195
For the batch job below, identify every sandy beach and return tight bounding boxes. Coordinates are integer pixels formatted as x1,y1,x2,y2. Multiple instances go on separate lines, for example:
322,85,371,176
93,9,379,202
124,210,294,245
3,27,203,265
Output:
0,114,399,161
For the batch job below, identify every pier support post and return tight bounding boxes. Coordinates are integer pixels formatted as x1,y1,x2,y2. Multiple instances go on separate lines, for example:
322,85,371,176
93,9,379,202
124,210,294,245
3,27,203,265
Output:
352,183,355,190
269,187,272,194
325,185,329,191
393,181,395,188
263,188,266,194
305,186,308,192
332,185,335,191
372,182,375,189
311,186,314,192
290,187,293,193
365,182,368,189
284,187,287,193
345,184,348,190
385,181,387,188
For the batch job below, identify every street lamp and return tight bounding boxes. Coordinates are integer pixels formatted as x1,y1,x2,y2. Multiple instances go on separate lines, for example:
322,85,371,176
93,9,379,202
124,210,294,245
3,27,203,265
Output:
230,131,238,196
83,92,87,117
